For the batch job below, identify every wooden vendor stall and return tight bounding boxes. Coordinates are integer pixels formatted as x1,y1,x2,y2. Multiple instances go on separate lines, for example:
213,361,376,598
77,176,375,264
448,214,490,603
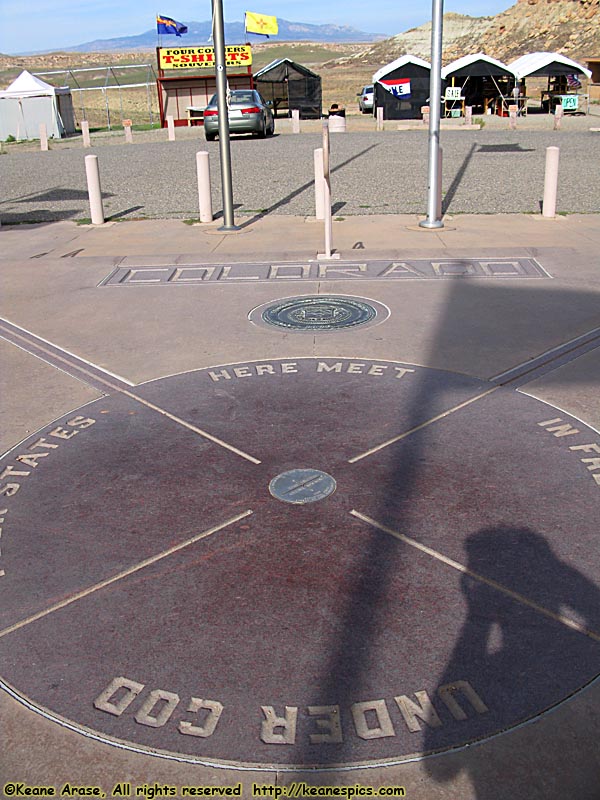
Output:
441,53,517,117
509,52,592,114
156,45,254,126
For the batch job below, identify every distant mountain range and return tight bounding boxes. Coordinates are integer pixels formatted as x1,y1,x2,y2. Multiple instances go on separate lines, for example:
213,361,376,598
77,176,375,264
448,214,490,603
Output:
60,19,385,52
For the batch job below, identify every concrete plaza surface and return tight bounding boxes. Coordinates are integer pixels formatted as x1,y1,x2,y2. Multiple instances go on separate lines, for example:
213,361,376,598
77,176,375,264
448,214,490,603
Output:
1,206,600,799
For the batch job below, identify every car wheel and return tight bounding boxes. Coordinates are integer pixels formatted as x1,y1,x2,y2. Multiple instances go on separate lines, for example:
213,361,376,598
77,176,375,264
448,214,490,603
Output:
257,119,267,139
267,119,275,136
205,131,216,141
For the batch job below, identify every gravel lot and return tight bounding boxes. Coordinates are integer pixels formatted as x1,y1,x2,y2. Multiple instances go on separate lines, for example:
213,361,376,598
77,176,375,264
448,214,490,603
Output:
1,121,599,223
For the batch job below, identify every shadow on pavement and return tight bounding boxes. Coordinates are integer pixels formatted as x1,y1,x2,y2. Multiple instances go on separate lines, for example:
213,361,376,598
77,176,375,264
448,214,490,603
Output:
282,278,600,796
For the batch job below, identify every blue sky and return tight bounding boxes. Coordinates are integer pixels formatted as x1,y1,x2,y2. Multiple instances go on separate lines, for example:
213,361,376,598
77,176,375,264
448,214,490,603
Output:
0,0,511,54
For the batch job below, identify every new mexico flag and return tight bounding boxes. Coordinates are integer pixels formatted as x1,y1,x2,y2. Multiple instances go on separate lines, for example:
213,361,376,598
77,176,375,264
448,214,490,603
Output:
245,11,278,36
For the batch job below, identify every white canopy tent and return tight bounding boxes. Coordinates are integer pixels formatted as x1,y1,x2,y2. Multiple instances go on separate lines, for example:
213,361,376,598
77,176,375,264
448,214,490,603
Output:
509,53,592,113
0,71,76,140
509,52,592,80
372,55,432,120
441,53,517,115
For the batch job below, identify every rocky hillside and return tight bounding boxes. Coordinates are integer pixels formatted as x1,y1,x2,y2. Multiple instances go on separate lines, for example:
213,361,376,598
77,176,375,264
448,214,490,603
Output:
341,13,494,65
447,0,599,62
333,0,599,69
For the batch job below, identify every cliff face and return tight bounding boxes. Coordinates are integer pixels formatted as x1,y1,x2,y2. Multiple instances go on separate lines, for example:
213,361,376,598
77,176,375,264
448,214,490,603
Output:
349,13,494,64
446,0,600,62
340,1,599,68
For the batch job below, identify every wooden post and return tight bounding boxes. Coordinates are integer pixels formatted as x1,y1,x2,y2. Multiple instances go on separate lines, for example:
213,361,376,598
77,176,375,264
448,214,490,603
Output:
317,121,339,259
509,104,518,130
81,120,91,148
123,119,133,143
196,152,213,223
39,123,48,151
421,106,430,127
167,115,175,141
376,106,384,131
542,146,560,218
553,104,563,130
314,148,325,220
84,155,104,225
291,109,300,133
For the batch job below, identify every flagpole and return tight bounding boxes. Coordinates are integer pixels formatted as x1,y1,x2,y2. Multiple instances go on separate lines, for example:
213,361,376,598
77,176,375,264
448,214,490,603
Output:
212,0,237,230
420,0,444,229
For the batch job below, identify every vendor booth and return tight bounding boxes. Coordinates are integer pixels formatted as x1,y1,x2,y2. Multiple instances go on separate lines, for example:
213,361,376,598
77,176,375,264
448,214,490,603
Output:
156,45,254,126
587,58,600,102
0,71,76,140
509,52,592,114
254,58,321,119
373,55,431,120
441,53,517,116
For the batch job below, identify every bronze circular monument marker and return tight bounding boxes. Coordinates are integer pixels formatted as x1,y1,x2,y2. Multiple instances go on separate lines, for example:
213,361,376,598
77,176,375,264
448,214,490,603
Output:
249,295,390,332
269,469,337,504
0,357,599,769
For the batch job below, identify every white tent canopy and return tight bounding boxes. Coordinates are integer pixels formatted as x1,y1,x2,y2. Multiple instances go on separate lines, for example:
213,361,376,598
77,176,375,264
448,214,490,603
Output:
373,55,431,84
509,52,592,80
0,70,76,140
441,53,516,80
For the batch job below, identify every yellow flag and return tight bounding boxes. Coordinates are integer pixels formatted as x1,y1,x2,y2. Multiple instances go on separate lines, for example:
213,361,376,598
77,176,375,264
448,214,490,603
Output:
245,11,278,36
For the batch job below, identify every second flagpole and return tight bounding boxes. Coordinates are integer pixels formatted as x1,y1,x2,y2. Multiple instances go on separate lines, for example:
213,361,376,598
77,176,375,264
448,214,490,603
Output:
212,0,237,230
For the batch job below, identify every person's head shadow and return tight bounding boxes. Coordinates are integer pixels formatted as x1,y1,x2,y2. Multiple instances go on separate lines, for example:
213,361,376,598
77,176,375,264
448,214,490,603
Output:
423,524,600,795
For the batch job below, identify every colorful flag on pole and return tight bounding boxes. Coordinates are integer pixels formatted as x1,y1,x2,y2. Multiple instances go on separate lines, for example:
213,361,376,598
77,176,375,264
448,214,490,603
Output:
244,11,278,36
566,73,582,89
156,15,188,36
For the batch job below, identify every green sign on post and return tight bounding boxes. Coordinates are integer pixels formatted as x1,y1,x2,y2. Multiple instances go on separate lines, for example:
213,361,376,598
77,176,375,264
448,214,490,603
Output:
561,95,579,111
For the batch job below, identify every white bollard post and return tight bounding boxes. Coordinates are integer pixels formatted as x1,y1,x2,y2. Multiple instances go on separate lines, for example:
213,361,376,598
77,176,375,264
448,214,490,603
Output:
376,106,384,131
323,175,333,257
39,123,48,151
123,119,133,143
167,115,176,141
84,154,104,225
317,121,339,259
314,148,325,220
465,105,472,126
509,104,518,130
553,103,563,131
291,109,300,134
542,146,560,218
437,147,443,220
421,106,430,127
81,120,91,148
196,151,213,223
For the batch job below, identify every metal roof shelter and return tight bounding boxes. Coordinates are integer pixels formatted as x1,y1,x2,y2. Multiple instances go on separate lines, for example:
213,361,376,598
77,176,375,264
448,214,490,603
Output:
0,71,76,140
509,52,592,80
509,53,592,113
441,53,517,115
254,58,322,119
373,55,431,120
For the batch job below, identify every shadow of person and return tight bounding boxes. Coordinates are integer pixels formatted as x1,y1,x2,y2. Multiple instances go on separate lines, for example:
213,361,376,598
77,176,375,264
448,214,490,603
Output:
424,525,600,798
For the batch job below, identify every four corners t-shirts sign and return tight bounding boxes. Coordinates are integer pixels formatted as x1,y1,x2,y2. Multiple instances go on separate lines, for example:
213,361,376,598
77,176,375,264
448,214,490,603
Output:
158,45,252,70
379,78,411,99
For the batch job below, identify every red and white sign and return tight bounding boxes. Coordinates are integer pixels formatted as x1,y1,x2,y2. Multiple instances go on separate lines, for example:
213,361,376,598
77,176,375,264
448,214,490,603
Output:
380,78,411,99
